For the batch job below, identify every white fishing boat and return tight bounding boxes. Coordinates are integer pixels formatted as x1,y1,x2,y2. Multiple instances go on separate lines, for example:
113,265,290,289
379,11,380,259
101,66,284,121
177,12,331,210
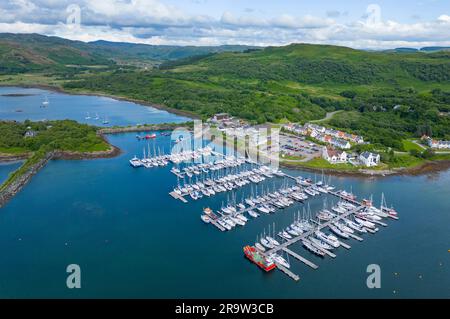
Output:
302,240,325,257
260,237,274,249
354,217,376,229
286,227,300,237
315,231,340,248
266,236,280,246
248,210,259,218
329,225,350,239
309,236,333,250
129,156,142,167
278,231,292,240
231,217,245,226
344,219,367,233
333,221,354,234
200,215,211,223
270,253,290,268
41,95,49,107
257,206,270,214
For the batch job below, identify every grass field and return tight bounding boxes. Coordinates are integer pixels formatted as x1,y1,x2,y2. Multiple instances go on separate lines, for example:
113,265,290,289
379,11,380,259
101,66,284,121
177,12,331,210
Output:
402,139,425,152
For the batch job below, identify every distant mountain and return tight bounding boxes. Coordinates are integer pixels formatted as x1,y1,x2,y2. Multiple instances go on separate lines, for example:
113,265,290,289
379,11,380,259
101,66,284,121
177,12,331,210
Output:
420,46,450,52
388,46,450,53
0,33,112,74
88,40,258,61
0,33,259,74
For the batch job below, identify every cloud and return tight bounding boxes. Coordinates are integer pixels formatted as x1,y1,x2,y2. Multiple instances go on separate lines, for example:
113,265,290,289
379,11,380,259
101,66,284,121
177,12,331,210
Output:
0,1,449,49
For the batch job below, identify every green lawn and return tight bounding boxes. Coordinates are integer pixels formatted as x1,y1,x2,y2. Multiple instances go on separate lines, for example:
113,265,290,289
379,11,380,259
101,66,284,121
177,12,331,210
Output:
291,157,359,171
402,139,425,152
386,154,425,168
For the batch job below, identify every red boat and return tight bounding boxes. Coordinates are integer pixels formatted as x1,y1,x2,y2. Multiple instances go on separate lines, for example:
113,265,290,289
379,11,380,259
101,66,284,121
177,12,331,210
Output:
243,246,276,272
145,134,157,139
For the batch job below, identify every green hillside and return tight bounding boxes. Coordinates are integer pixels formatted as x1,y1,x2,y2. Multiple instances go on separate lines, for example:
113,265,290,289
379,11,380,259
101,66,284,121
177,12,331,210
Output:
0,33,256,74
64,43,450,149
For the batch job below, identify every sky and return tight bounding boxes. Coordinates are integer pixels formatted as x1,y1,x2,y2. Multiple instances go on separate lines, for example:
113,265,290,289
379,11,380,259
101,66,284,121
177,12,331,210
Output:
0,0,449,49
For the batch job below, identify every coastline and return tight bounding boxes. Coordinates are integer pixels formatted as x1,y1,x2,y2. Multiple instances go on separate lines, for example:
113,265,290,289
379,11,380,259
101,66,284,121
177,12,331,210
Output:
280,159,450,178
0,83,200,120
1,83,450,178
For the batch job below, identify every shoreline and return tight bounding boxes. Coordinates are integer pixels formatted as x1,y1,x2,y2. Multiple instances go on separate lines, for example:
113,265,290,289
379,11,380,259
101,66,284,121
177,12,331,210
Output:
0,83,200,120
1,83,449,178
280,159,450,178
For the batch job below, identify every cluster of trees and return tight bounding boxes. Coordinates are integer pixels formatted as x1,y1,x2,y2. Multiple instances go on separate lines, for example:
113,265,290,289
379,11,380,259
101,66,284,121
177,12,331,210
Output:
0,120,108,154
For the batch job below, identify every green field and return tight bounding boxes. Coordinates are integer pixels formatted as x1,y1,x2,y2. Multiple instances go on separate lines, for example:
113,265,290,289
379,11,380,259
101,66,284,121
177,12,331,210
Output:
287,158,359,171
402,139,426,152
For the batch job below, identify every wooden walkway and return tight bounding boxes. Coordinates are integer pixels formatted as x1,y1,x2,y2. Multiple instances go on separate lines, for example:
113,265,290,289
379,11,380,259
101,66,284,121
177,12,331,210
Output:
282,247,318,269
276,264,300,281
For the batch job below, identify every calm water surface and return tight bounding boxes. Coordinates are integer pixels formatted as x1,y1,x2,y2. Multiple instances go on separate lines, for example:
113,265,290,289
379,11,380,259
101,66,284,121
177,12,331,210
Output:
0,87,189,126
0,132,448,298
0,161,22,184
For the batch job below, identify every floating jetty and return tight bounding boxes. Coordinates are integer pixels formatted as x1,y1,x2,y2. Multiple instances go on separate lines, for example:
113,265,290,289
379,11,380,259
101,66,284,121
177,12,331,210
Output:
127,139,400,282
249,192,399,281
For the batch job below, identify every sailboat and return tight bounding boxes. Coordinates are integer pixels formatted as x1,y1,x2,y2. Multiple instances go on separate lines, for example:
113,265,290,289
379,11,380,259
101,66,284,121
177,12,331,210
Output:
41,95,49,107
94,113,100,120
102,117,109,125
380,192,399,218
85,112,91,120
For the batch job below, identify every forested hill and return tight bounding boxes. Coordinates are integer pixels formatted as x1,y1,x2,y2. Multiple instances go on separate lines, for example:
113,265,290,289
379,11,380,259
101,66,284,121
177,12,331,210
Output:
165,43,450,84
65,43,450,147
0,33,256,74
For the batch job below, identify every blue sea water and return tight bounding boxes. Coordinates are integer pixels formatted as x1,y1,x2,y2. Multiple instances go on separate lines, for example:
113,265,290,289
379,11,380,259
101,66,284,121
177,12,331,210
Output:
0,161,22,184
0,88,448,298
0,87,190,126
0,132,448,298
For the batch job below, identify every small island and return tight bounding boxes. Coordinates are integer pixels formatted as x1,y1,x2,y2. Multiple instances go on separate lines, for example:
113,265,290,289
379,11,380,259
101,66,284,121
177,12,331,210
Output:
0,120,115,207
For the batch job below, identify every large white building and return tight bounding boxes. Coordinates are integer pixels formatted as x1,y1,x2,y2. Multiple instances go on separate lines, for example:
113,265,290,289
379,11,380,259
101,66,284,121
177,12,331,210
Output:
322,147,348,164
359,152,380,167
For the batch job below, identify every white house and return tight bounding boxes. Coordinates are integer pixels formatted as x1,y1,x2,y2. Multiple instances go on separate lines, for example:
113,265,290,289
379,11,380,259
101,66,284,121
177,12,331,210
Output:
322,147,348,164
359,152,380,167
330,138,351,150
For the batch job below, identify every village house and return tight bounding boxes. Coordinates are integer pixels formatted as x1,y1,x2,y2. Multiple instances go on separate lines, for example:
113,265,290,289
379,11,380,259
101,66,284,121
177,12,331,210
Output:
359,152,380,167
421,135,450,149
283,123,363,149
24,130,37,138
330,137,351,149
322,146,348,164
210,113,230,123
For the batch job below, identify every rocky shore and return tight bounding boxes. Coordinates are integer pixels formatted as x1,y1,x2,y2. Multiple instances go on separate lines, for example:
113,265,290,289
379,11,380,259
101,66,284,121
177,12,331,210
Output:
0,152,53,208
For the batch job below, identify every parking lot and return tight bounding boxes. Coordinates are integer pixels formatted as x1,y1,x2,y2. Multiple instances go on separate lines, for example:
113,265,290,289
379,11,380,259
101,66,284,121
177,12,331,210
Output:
279,133,321,161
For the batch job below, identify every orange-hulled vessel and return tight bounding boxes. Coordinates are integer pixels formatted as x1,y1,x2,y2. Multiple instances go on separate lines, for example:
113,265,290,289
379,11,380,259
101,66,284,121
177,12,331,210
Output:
243,245,276,272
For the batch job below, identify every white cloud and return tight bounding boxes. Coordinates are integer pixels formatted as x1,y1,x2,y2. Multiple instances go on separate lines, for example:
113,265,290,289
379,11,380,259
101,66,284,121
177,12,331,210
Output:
0,1,449,49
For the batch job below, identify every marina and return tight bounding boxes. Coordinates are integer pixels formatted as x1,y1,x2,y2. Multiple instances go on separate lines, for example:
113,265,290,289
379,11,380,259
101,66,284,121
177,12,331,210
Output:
246,191,399,281
0,123,446,298
127,134,401,282
0,88,448,298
